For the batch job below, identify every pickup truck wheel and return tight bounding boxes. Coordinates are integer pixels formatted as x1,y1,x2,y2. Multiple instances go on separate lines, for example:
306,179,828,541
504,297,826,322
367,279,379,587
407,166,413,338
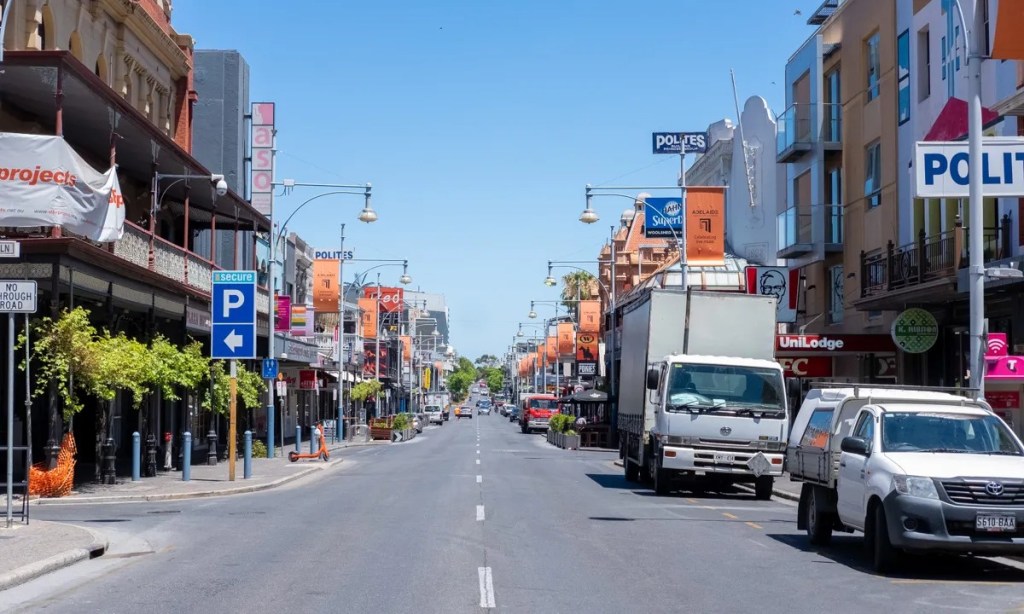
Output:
805,487,833,546
868,504,900,573
754,476,774,501
624,457,640,482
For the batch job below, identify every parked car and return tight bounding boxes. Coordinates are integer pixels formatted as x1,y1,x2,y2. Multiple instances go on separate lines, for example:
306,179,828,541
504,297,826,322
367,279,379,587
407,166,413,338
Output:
410,413,424,433
425,405,444,425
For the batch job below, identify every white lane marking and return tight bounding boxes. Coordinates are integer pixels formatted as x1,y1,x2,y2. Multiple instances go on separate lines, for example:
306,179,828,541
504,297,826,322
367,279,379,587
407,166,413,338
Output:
476,450,480,454
747,538,768,549
476,459,480,465
478,566,496,608
476,505,486,521
476,443,480,447
477,475,482,483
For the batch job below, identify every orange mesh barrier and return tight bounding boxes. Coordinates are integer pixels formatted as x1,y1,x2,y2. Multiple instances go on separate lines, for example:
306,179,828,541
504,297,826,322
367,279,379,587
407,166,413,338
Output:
28,433,77,498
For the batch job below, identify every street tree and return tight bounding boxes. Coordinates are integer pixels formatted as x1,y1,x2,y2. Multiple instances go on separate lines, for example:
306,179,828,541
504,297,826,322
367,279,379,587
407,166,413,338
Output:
561,271,599,318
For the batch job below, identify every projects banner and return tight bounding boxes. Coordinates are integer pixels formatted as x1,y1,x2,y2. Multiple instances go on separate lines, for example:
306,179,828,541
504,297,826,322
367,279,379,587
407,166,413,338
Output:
578,300,600,333
358,297,377,339
0,132,124,242
313,259,340,313
557,323,575,356
274,294,291,332
686,187,726,266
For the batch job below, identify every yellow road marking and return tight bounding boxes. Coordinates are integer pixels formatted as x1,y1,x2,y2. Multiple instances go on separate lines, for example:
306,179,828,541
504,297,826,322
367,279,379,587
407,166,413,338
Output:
685,498,697,504
745,522,763,529
722,512,738,520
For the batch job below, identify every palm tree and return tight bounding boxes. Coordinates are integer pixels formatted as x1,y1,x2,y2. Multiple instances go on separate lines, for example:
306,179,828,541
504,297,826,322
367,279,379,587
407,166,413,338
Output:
561,271,598,319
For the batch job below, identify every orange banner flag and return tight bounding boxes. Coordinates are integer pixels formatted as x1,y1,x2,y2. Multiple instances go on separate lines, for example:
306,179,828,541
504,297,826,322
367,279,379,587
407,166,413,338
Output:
557,323,575,356
685,186,726,266
313,259,340,313
358,297,377,339
992,1,1024,60
578,300,600,333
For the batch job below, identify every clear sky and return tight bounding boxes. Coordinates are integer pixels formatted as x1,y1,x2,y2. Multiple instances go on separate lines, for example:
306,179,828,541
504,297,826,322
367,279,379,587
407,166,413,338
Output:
175,0,824,361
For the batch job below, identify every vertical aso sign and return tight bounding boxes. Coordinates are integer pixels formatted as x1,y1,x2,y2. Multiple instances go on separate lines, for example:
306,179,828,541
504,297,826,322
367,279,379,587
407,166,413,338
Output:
250,102,275,216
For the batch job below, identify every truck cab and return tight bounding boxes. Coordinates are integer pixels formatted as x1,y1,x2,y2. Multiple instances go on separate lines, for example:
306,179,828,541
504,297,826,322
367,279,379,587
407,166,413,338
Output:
639,355,788,498
520,394,559,433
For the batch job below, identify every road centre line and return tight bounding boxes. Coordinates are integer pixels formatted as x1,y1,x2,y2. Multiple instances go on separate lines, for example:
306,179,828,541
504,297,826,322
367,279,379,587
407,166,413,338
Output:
476,459,480,465
477,475,482,483
478,567,496,608
477,505,485,521
745,522,764,529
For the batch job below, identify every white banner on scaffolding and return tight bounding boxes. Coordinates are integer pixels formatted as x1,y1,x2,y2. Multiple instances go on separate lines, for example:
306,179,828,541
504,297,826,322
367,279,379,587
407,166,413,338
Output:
0,132,124,242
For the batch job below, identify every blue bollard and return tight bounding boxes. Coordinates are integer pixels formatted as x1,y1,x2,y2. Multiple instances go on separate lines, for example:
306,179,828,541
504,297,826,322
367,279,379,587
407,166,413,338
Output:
182,432,192,482
243,431,252,479
131,432,141,481
295,425,301,453
310,426,316,454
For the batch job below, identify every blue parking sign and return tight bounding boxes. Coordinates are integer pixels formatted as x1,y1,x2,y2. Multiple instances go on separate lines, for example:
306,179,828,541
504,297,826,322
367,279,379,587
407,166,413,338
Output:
211,270,257,359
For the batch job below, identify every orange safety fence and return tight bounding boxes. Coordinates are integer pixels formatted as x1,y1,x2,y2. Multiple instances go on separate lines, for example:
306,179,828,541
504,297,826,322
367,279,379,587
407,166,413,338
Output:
28,433,77,498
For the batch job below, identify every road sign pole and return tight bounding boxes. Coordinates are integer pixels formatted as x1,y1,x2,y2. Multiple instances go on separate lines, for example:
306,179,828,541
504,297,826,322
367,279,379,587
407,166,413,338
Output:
6,314,14,528
679,151,688,291
228,360,237,481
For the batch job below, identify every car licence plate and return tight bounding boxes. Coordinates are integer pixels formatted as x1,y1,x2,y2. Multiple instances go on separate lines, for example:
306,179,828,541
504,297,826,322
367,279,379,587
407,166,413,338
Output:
976,514,1017,532
713,453,736,464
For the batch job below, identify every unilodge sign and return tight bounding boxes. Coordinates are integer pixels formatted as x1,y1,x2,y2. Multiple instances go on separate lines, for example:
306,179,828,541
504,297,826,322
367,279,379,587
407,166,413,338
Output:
915,138,1024,197
652,132,708,155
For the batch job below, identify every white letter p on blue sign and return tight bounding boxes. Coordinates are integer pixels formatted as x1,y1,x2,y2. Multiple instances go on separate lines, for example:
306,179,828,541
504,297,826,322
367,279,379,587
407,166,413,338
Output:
222,289,244,319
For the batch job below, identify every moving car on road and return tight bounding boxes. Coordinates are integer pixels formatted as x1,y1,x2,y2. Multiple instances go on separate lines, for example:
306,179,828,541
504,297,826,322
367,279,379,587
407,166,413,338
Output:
456,405,473,419
425,405,444,425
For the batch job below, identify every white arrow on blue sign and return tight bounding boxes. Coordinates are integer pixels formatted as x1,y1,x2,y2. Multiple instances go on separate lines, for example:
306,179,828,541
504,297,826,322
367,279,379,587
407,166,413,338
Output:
211,270,257,359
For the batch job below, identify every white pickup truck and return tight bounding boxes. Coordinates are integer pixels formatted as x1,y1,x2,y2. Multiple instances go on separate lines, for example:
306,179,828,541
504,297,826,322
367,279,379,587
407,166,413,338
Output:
788,387,1024,572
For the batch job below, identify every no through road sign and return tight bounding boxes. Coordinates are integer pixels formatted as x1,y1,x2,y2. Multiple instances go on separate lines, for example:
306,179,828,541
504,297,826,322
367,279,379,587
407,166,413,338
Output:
0,281,37,313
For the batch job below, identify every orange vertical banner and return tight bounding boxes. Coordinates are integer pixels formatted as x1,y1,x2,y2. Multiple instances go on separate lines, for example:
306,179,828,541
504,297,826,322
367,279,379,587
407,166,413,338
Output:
546,336,557,362
685,186,725,266
992,1,1024,60
578,300,600,333
313,259,340,313
557,323,575,356
535,343,544,366
358,297,377,339
400,335,411,361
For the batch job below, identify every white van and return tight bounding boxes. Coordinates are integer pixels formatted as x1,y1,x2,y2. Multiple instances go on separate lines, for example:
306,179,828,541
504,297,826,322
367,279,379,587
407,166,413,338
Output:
788,386,1024,571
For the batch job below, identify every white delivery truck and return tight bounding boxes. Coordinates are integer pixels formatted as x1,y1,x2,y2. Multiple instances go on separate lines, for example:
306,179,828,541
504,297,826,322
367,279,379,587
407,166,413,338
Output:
788,386,1024,572
618,288,787,499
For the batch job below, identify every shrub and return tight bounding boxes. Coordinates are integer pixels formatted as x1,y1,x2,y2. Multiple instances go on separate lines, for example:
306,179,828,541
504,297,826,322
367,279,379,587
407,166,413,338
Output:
392,413,411,431
251,439,268,458
548,414,574,433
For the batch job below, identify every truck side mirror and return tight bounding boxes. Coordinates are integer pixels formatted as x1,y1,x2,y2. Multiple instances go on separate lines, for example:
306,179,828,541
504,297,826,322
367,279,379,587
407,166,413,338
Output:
646,368,660,390
840,436,869,456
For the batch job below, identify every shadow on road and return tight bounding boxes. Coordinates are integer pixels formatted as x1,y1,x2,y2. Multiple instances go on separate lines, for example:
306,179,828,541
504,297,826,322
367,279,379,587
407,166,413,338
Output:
767,533,1024,581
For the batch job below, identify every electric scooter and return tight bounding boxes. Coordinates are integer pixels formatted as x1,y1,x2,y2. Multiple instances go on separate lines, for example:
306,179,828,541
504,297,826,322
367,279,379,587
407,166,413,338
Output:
289,423,330,462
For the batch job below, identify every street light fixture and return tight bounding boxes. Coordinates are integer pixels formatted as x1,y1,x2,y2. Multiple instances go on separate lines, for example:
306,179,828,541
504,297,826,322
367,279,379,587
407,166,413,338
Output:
544,275,557,287
528,308,538,319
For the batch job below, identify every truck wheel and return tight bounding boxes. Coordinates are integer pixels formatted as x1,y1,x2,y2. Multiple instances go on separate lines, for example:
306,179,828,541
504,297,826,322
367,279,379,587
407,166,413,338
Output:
652,457,669,496
805,487,833,546
520,424,528,434
754,476,774,501
624,457,640,482
867,504,900,573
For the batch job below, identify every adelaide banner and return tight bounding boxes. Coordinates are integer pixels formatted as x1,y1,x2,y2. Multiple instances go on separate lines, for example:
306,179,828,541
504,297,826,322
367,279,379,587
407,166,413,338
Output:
0,132,125,242
578,300,600,333
557,323,575,356
358,297,377,339
685,186,726,266
313,259,340,313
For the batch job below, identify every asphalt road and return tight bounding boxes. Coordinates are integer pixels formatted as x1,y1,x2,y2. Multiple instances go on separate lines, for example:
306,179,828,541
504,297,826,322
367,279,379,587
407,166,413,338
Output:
4,393,1024,613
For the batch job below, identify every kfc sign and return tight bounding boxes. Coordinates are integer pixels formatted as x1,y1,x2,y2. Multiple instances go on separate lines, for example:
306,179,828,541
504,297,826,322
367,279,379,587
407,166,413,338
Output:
778,357,833,378
363,287,404,313
745,267,798,323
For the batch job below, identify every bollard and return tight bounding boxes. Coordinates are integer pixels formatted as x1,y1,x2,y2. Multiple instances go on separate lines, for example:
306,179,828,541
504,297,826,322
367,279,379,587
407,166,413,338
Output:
295,425,302,453
207,429,218,465
131,432,141,481
182,432,192,482
243,430,252,479
145,433,158,477
310,425,316,454
101,437,117,484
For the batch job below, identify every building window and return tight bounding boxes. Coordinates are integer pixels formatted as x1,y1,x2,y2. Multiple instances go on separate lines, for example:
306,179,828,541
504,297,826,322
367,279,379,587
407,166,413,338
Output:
866,32,880,101
918,28,931,101
898,30,911,124
941,35,947,80
865,141,881,208
829,265,844,324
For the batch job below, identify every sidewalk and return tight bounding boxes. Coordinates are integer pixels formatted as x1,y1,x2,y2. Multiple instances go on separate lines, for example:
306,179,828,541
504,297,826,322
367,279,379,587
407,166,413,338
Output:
0,520,108,591
33,438,387,506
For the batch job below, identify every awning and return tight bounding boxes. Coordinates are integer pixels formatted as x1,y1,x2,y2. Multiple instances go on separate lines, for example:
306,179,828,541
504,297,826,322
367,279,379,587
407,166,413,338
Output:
923,97,1002,142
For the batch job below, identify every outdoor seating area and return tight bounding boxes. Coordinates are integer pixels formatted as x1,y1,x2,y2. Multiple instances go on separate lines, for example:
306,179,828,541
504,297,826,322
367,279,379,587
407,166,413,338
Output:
557,389,612,449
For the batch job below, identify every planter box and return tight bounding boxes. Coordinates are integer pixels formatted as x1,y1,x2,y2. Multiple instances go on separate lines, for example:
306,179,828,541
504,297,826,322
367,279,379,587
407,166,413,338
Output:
392,428,416,442
547,430,580,450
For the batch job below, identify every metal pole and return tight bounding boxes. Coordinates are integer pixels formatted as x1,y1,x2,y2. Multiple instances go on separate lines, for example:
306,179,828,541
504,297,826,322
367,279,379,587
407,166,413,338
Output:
24,315,31,522
965,0,985,399
609,226,618,428
375,273,381,413
6,314,14,528
266,226,276,458
336,223,345,442
679,152,689,290
228,360,237,481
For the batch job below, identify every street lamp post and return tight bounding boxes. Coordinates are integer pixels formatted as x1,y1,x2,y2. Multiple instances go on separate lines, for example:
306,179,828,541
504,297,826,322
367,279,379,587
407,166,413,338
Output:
266,181,376,456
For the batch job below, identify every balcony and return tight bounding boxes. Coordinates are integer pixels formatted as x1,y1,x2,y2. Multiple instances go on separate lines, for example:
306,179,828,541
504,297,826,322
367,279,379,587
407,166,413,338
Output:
777,207,814,258
776,103,842,162
858,228,964,310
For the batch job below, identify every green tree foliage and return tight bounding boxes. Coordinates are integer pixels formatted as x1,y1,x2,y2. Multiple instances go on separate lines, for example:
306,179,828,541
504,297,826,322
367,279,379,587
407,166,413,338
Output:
476,366,504,393
446,355,479,400
350,380,382,402
26,307,101,419
91,331,152,407
202,361,267,416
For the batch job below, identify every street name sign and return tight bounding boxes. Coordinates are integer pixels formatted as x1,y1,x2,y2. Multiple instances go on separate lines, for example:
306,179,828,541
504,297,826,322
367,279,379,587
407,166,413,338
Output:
915,138,1024,198
652,132,709,155
211,270,256,359
0,241,20,258
0,281,36,313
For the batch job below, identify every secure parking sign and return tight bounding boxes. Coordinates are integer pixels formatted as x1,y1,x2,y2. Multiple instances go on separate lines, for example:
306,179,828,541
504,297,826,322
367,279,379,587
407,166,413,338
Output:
211,270,257,359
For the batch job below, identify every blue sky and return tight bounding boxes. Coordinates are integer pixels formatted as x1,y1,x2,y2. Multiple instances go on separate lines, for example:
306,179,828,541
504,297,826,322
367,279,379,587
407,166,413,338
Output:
175,0,824,361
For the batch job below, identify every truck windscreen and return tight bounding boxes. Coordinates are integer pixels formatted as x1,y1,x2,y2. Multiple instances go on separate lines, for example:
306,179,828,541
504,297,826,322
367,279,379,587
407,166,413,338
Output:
666,364,784,414
529,400,558,410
